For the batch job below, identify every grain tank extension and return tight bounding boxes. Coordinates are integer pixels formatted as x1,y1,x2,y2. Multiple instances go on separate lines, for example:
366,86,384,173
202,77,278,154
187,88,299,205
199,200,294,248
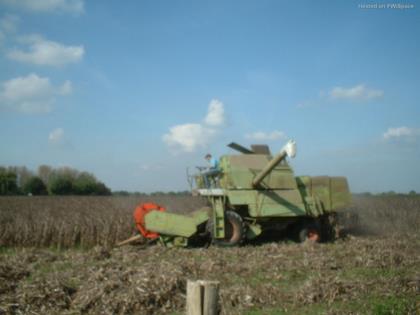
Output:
124,140,351,247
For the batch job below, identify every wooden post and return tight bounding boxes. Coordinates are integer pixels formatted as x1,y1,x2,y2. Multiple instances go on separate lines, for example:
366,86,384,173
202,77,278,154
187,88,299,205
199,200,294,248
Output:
186,280,220,315
201,280,219,315
187,280,203,315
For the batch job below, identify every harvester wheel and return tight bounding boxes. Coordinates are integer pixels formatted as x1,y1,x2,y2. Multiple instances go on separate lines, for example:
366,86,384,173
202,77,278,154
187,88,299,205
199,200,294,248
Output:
320,214,338,241
208,211,246,247
297,223,321,243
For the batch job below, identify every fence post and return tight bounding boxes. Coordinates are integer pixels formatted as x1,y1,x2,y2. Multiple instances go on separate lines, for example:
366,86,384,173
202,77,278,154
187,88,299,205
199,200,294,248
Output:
186,280,220,315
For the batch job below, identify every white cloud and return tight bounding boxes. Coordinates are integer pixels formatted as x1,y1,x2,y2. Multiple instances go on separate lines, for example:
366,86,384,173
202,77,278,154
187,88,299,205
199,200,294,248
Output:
329,84,383,101
140,164,163,172
162,100,225,153
163,123,216,153
296,84,384,108
204,99,225,126
0,73,72,114
48,128,64,144
8,35,84,67
0,0,84,14
383,126,420,140
245,130,286,141
58,80,72,95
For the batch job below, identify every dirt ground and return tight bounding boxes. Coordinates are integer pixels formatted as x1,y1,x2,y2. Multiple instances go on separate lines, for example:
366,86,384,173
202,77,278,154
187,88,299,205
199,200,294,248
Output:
0,195,419,315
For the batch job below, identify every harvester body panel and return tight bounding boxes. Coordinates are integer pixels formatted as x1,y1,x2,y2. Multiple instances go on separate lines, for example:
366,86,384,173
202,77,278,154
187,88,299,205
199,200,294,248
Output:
218,155,297,190
144,209,209,238
227,189,306,217
296,176,351,211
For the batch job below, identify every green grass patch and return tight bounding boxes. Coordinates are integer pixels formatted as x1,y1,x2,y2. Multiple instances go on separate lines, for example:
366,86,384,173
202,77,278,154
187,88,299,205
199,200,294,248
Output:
371,296,417,315
0,246,19,256
340,266,414,280
244,294,419,315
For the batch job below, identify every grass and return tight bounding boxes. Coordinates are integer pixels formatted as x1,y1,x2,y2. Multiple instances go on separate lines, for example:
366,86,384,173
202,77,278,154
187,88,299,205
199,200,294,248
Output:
340,265,416,280
244,295,419,315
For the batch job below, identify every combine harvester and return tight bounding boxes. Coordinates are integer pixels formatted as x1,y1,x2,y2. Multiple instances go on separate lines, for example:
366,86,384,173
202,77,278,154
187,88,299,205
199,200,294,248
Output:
119,140,351,247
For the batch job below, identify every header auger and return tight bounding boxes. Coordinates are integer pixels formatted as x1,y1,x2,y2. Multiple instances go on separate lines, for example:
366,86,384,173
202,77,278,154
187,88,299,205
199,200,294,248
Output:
118,140,351,247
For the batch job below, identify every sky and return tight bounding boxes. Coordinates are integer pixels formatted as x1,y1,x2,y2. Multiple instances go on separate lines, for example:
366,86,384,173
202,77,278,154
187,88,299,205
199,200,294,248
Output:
0,0,419,193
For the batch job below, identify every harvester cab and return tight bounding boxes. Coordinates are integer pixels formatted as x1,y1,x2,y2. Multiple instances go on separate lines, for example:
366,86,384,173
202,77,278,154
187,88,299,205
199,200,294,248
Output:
122,140,351,247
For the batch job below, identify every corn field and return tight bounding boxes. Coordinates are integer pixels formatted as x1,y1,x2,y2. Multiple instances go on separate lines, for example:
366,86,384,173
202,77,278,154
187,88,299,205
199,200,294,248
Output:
0,196,206,248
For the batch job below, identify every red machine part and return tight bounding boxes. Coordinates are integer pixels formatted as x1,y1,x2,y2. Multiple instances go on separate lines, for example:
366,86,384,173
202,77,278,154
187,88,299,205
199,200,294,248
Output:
133,203,166,239
307,229,320,242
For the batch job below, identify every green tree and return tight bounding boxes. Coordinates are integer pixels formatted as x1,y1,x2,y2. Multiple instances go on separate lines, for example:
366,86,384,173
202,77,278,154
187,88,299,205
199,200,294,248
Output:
73,172,97,195
93,182,111,195
8,166,34,190
23,176,48,195
37,165,53,187
0,168,19,195
113,190,130,196
49,176,74,195
72,172,111,195
1,165,111,196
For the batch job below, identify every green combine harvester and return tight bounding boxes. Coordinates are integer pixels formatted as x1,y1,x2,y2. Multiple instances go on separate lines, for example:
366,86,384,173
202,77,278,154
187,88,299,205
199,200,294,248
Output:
120,140,351,247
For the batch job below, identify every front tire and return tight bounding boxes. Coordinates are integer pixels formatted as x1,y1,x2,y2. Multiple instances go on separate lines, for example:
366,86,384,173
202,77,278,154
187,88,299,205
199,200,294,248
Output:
207,211,246,247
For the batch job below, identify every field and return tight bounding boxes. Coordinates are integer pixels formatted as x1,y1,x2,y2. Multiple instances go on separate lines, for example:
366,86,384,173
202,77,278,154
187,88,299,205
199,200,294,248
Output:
0,195,419,315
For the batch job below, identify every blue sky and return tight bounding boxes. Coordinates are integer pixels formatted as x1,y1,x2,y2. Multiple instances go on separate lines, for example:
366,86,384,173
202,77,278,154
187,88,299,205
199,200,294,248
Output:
0,0,419,193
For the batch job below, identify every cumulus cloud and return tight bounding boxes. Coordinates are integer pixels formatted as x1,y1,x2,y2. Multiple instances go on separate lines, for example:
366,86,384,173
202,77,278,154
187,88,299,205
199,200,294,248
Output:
162,99,225,153
0,73,72,114
0,0,84,14
245,130,287,141
163,123,216,153
204,99,225,126
329,84,383,101
8,35,84,67
296,84,384,108
383,126,420,140
58,80,72,95
48,128,64,144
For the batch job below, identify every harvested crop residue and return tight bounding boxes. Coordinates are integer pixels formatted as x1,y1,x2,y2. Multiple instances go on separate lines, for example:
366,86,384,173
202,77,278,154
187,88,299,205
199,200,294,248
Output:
0,195,419,314
1,235,419,314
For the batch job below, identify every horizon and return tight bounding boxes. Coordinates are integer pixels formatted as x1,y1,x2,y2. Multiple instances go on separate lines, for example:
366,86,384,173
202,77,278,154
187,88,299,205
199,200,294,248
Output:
1,1,419,193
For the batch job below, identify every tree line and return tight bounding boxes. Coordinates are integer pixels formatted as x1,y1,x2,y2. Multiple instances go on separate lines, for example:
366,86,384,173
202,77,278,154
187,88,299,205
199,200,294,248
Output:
0,165,111,196
356,191,419,197
112,190,191,196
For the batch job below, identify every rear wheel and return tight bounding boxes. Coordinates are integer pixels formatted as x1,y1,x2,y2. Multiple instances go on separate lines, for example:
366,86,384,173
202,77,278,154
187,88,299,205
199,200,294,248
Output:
296,222,321,243
207,211,246,247
320,214,338,241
